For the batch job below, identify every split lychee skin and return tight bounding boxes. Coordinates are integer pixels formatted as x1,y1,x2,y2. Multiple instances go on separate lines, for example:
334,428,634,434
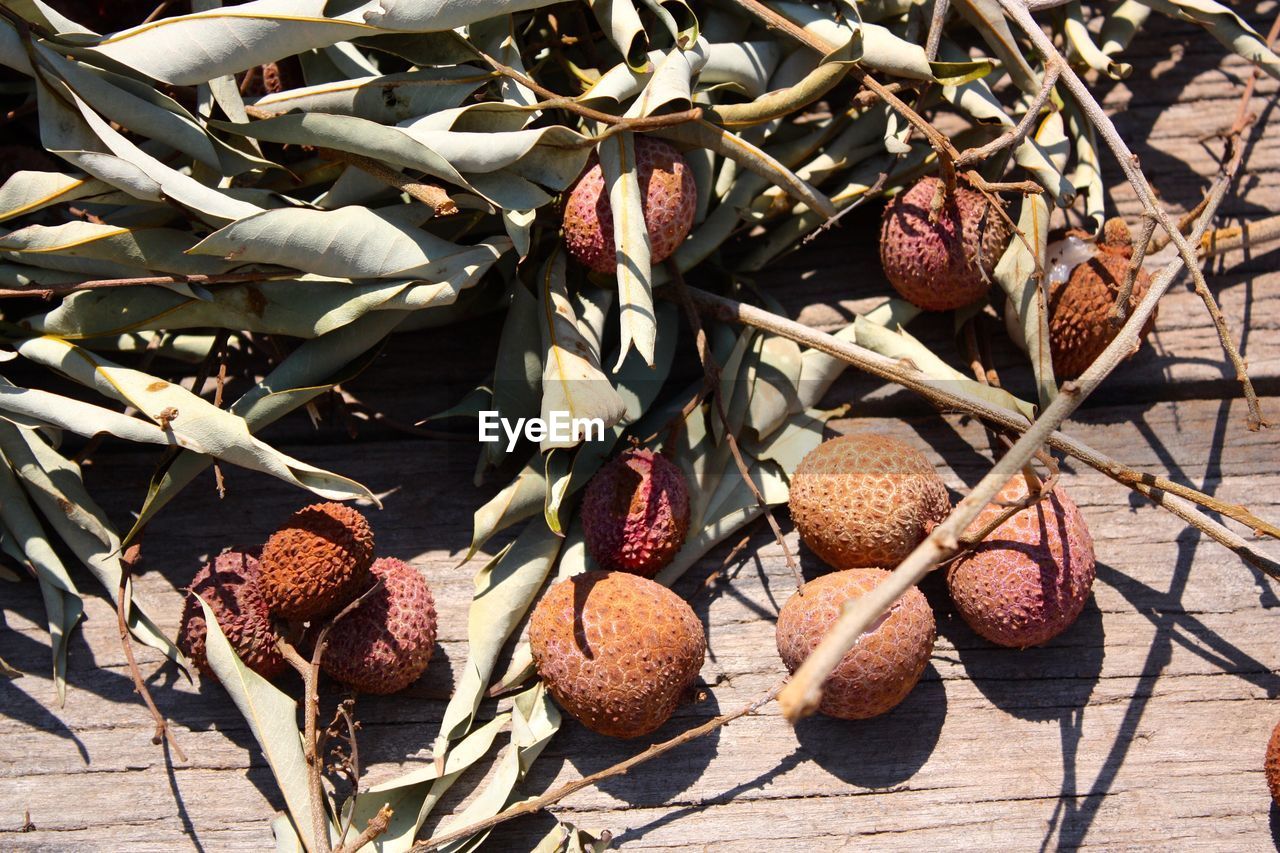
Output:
788,433,951,571
562,136,696,274
582,448,690,577
879,176,1012,311
178,547,286,681
529,570,705,739
947,478,1096,648
1265,720,1280,806
259,502,375,621
320,557,437,694
776,568,935,719
1049,217,1156,380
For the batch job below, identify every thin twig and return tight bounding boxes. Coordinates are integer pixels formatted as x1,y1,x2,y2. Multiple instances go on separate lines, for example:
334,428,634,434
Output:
954,62,1063,170
279,580,386,853
116,542,188,762
1111,213,1158,326
925,0,950,61
336,806,392,853
678,285,1280,575
411,682,784,852
0,271,287,300
318,149,459,216
667,262,803,588
474,48,702,131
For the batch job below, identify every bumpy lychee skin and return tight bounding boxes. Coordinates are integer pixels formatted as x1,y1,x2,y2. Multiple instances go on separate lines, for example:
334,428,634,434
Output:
259,502,375,621
320,557,437,694
562,136,696,274
788,434,951,571
1265,720,1280,806
582,448,690,577
947,478,1096,648
776,568,935,719
529,571,705,738
178,548,287,681
1049,217,1157,380
880,176,1012,311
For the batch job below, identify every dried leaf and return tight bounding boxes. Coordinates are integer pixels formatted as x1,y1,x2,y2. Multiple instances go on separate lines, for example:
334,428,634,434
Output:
198,596,327,850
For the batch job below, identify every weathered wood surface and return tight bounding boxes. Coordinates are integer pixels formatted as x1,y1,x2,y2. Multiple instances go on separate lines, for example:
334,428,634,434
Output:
3,10,1280,852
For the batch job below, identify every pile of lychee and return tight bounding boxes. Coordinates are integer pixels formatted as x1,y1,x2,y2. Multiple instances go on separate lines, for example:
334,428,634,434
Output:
879,175,1155,380
178,502,437,695
532,434,1098,738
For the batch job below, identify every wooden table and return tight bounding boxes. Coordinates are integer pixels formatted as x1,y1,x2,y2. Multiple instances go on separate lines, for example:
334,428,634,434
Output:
2,14,1279,851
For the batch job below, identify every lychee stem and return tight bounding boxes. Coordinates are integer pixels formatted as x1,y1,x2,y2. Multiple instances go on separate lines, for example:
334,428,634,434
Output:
411,681,785,852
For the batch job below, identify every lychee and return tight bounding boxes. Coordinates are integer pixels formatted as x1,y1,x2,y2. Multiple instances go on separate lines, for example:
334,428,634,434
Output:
178,547,286,681
788,433,951,571
319,557,437,694
947,477,1096,648
1048,217,1156,380
880,176,1012,311
562,136,696,273
776,568,935,719
529,570,705,738
259,502,375,621
1265,720,1280,806
581,448,690,577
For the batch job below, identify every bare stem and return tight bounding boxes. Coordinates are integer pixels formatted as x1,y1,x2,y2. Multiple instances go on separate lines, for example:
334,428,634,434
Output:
116,543,187,762
320,149,459,215
667,261,802,588
680,285,1280,576
411,682,784,852
955,62,1062,170
1111,213,1158,326
278,580,386,853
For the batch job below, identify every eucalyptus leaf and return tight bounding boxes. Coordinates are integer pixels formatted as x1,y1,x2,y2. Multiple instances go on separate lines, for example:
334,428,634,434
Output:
342,712,511,853
995,192,1056,408
1143,0,1280,80
0,171,111,223
537,248,626,449
434,682,560,853
598,132,657,369
17,336,377,504
0,420,181,664
198,596,327,851
433,522,562,749
129,310,408,536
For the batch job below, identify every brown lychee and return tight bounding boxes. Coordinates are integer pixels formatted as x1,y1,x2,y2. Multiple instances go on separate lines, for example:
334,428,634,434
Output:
529,570,705,738
562,136,696,273
178,547,286,681
581,448,690,577
1049,217,1156,380
947,477,1096,648
776,568,935,719
319,557,437,694
259,502,375,621
880,176,1012,311
1266,720,1280,806
788,433,951,571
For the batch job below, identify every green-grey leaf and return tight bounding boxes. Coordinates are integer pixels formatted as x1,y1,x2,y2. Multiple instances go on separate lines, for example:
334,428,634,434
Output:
199,596,327,850
1143,0,1280,80
599,132,657,369
17,336,377,504
0,420,181,664
537,249,626,449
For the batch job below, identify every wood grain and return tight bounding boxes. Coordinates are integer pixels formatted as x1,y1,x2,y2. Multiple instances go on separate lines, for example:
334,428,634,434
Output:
2,9,1280,852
